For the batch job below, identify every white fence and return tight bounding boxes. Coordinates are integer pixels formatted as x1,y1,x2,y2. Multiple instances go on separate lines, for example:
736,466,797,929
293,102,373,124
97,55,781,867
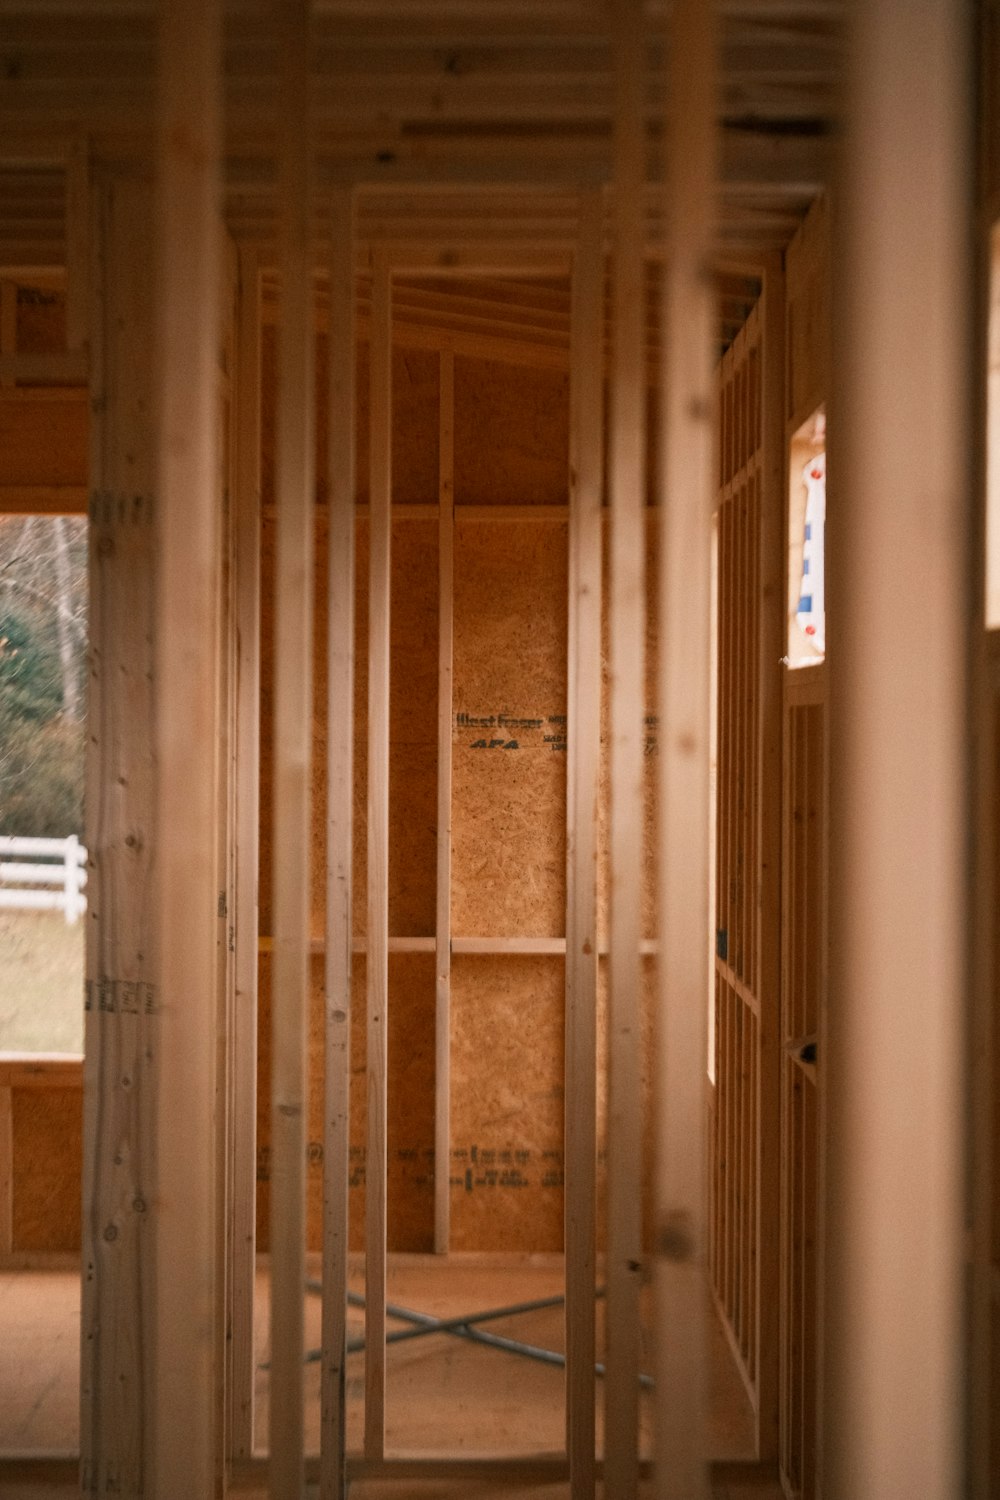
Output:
0,834,87,923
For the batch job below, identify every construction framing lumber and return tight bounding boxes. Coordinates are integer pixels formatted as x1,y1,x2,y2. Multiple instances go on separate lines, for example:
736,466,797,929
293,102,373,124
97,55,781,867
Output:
65,134,89,352
754,254,785,1464
321,187,356,1500
152,5,224,1494
150,15,226,1496
269,1,313,1493
435,349,455,1256
0,1085,11,1257
365,248,392,1460
227,244,262,1464
823,1,971,1495
654,0,716,1494
564,187,603,1500
605,4,647,1497
81,169,158,1500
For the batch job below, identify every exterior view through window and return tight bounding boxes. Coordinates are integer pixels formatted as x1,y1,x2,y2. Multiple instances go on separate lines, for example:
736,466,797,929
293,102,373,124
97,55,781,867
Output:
0,515,87,1055
787,406,826,667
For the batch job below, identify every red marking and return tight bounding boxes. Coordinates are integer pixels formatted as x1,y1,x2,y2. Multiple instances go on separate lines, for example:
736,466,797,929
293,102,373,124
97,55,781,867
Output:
810,467,822,479
805,624,816,636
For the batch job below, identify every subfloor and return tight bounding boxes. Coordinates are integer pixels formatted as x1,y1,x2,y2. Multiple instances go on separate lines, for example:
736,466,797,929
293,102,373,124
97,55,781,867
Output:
0,1259,780,1499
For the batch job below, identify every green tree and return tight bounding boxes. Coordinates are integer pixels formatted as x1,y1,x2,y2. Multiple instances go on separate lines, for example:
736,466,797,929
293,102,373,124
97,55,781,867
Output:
0,516,86,836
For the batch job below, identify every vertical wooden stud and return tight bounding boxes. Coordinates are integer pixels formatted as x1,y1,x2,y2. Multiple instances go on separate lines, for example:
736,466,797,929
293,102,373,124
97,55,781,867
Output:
227,243,262,1464
153,0,223,1491
81,169,158,1500
214,246,238,1488
365,249,392,1461
606,2,647,1495
654,0,717,1492
435,349,455,1257
755,256,785,1465
0,1084,12,1257
321,187,356,1500
270,0,313,1493
66,134,90,355
824,0,972,1494
565,188,604,1500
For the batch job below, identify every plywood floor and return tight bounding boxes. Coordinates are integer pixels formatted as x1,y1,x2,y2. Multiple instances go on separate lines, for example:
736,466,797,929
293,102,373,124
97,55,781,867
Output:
0,1259,781,1498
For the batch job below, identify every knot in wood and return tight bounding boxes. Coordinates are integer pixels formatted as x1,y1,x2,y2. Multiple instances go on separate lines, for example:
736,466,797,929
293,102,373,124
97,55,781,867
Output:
658,1211,694,1262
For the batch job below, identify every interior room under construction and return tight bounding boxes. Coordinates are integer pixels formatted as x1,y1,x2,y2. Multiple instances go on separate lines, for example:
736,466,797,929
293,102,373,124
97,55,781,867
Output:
0,2,997,1498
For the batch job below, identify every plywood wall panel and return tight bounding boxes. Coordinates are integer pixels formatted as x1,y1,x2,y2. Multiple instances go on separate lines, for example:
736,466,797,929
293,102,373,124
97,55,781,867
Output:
0,396,87,487
261,331,439,509
14,283,67,352
454,355,569,507
259,511,439,942
449,954,564,1252
11,1086,82,1251
451,518,568,937
256,950,435,1253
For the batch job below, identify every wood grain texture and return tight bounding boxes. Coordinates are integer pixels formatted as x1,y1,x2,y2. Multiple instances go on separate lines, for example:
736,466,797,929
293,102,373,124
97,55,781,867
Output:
565,188,603,1500
81,170,158,1500
321,187,355,1500
435,349,455,1255
605,3,647,1496
653,3,717,1494
269,0,313,1492
227,245,261,1465
0,1086,11,1257
754,259,785,1467
365,251,392,1459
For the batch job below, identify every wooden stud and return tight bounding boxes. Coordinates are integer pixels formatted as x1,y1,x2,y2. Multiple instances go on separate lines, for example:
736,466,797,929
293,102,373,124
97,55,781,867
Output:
153,1,223,1492
0,1085,12,1258
605,3,646,1496
227,244,262,1464
65,133,89,353
435,348,455,1256
825,1,971,1487
754,256,785,1464
81,169,158,1500
655,0,718,1481
321,186,356,1500
365,248,392,1461
269,0,313,1493
564,187,603,1500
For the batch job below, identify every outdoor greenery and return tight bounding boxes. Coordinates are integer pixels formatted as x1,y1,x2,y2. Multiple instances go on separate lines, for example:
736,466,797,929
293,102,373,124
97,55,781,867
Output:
0,517,87,1053
0,515,87,837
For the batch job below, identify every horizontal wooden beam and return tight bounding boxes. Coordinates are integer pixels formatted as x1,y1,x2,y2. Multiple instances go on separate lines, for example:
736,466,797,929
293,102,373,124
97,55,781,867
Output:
0,484,87,513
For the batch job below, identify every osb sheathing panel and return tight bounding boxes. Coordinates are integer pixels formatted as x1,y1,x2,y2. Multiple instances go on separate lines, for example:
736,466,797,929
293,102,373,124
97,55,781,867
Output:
451,519,568,936
0,286,86,494
14,284,67,352
0,396,87,487
256,952,436,1253
12,1087,82,1251
258,513,439,940
454,356,569,507
449,955,565,1252
260,328,439,508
